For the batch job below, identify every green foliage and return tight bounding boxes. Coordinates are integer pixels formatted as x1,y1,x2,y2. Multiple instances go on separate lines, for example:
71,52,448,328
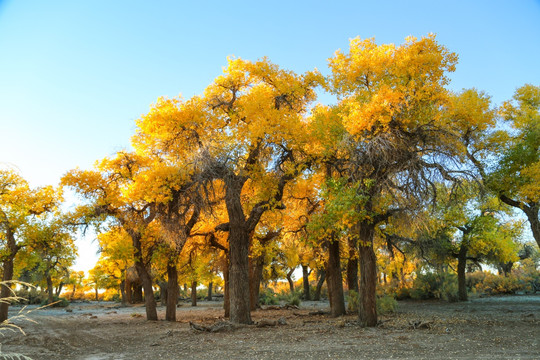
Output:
286,291,302,306
259,288,279,305
376,294,398,315
473,266,539,295
410,272,458,302
40,295,69,308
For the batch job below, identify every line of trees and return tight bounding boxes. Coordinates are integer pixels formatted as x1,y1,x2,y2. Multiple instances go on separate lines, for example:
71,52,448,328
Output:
2,35,538,326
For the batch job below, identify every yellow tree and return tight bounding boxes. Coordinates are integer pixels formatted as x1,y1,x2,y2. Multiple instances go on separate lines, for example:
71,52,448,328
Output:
22,216,77,304
327,35,460,326
134,58,318,324
94,226,134,304
0,170,59,321
63,152,160,320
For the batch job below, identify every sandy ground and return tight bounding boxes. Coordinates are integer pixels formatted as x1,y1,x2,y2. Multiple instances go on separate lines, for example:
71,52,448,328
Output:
0,295,538,360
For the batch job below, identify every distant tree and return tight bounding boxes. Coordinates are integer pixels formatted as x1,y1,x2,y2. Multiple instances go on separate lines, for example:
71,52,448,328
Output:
0,170,59,321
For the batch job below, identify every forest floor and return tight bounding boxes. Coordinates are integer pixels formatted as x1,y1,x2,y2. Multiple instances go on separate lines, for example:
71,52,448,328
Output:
0,295,538,360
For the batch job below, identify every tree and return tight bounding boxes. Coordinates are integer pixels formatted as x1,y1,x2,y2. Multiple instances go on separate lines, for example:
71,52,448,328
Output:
326,35,460,326
0,170,59,321
23,216,77,304
432,184,520,300
491,84,540,248
134,58,318,324
63,152,159,320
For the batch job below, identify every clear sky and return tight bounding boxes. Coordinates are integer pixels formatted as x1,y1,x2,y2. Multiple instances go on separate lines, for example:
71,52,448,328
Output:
1,0,539,271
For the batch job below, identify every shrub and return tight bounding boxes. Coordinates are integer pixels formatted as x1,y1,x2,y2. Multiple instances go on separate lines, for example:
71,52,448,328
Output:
287,293,301,306
40,295,70,307
476,273,521,295
377,294,398,315
259,288,279,305
410,272,458,301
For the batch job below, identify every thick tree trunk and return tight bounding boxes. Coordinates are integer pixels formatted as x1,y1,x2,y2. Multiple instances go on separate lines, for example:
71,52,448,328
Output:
207,282,213,301
0,258,14,322
135,262,158,321
166,263,178,321
457,243,468,301
286,268,295,294
313,269,325,301
191,281,197,307
326,238,346,317
225,179,252,324
302,264,311,300
358,223,377,327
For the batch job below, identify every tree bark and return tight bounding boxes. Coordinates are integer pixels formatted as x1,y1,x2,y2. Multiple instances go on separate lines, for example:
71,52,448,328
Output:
191,281,197,307
457,243,468,301
0,228,18,322
286,268,295,294
207,282,213,301
135,262,157,320
313,269,325,301
0,258,14,322
166,262,178,321
347,236,359,293
249,253,265,310
120,279,127,305
358,222,377,327
223,257,230,317
326,237,346,317
302,264,311,300
225,178,252,324
46,275,54,304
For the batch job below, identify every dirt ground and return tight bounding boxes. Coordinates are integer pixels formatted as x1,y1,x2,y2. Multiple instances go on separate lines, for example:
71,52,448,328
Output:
0,295,538,360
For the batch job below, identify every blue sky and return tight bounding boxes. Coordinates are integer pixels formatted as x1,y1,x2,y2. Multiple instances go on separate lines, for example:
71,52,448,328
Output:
1,0,539,271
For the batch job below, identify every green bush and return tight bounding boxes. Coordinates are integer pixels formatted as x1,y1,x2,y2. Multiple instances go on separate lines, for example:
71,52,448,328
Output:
287,293,301,306
40,295,70,307
476,273,521,295
410,272,458,301
259,288,279,305
377,294,398,315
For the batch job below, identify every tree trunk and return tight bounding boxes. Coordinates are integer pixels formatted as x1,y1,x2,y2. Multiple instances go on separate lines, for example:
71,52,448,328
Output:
135,262,158,321
46,275,54,304
347,238,359,293
166,263,178,321
326,237,346,317
223,256,230,318
225,179,252,324
313,269,325,301
358,223,377,327
207,282,213,301
0,229,18,322
95,287,99,301
249,253,265,310
191,281,197,306
133,284,143,303
524,205,540,249
457,243,468,301
55,282,64,297
0,258,14,322
159,282,167,306
286,268,295,294
302,264,311,300
120,279,127,305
